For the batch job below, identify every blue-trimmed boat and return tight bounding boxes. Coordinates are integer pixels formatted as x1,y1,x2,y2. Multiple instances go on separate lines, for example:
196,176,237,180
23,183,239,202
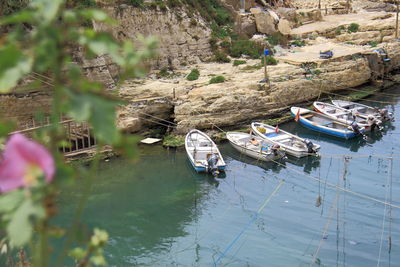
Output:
291,107,361,140
185,129,226,176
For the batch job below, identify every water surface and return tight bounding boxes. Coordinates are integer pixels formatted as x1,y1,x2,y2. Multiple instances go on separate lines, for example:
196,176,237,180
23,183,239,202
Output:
58,86,400,266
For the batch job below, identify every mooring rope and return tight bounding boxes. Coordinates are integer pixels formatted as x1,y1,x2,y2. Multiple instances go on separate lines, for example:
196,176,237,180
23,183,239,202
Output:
211,180,285,267
310,191,340,267
269,158,400,209
376,157,393,267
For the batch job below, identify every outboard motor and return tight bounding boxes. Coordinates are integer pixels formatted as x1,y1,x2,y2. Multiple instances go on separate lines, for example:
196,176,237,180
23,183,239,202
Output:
207,153,219,177
379,108,394,122
367,115,380,131
271,144,281,157
304,139,316,154
350,122,365,137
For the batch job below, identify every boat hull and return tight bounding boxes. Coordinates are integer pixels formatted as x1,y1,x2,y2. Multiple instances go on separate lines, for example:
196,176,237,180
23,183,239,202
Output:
291,107,357,140
251,122,320,158
185,129,226,174
228,139,283,162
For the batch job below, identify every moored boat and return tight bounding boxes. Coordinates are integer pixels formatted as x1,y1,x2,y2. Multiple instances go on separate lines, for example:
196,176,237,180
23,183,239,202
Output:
331,99,394,122
251,122,320,157
185,129,226,176
313,101,381,132
226,131,285,162
291,107,363,139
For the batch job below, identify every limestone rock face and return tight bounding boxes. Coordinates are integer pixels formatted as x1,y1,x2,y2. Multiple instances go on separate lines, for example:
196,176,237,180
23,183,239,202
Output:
117,107,141,132
239,15,257,37
172,58,372,131
253,11,278,34
94,7,213,69
278,19,291,35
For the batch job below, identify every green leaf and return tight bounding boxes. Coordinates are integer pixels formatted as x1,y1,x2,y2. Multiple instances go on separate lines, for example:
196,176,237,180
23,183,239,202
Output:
79,9,115,24
68,91,92,122
0,190,24,213
0,46,33,93
0,10,35,25
67,91,121,144
7,198,45,247
30,0,63,25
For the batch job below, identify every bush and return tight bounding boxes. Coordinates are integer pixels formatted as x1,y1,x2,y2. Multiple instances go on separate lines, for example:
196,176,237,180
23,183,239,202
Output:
335,25,345,35
369,41,379,47
214,50,231,63
186,69,200,81
127,0,144,8
159,67,169,77
233,60,246,66
261,56,278,65
290,39,305,47
266,32,284,46
229,39,263,59
167,0,182,8
347,23,359,33
209,75,225,84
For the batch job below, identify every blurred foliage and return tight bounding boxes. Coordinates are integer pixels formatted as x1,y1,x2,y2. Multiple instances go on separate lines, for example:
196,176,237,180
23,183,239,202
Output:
0,0,157,266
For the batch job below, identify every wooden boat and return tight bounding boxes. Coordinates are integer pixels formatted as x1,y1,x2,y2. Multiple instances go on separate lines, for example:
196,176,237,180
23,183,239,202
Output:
331,99,394,122
290,107,363,139
313,101,381,132
185,129,226,176
226,132,285,162
251,122,320,158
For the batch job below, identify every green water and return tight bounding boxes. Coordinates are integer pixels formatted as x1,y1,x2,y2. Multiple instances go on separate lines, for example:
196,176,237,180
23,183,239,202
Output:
57,87,400,266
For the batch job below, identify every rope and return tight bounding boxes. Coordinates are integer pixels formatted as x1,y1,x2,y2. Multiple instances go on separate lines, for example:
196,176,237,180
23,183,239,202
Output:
310,191,339,267
376,157,392,267
139,117,177,128
319,90,396,105
137,110,177,126
269,158,400,209
344,87,400,97
211,180,285,267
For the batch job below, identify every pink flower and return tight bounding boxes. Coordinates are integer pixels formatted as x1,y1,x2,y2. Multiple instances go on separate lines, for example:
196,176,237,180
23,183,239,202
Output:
0,134,55,193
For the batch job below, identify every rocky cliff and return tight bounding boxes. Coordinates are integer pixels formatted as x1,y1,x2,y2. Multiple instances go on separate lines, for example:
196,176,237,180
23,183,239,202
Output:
94,6,213,69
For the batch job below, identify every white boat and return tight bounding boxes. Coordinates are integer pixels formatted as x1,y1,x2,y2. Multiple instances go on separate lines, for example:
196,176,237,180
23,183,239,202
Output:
313,101,381,132
290,107,362,139
331,99,394,122
185,129,226,176
251,122,320,158
226,132,285,162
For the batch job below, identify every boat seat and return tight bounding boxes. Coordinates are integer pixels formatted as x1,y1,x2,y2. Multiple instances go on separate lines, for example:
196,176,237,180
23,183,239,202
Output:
270,135,290,142
302,114,313,118
264,132,279,138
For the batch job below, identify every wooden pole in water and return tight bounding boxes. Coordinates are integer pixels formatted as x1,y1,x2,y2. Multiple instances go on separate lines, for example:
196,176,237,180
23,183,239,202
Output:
318,0,321,11
396,0,399,39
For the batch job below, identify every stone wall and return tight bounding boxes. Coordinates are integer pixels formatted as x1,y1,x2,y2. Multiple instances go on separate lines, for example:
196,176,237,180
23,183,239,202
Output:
93,6,214,69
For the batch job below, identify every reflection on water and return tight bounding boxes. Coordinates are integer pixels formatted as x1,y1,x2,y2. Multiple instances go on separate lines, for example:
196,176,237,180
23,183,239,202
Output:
56,86,400,266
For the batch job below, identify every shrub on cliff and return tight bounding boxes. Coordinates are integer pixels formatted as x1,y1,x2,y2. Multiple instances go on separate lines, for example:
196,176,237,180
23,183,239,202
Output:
229,39,263,59
187,69,200,81
261,56,278,65
233,60,246,66
127,0,144,8
348,23,359,33
214,50,231,63
209,76,225,84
